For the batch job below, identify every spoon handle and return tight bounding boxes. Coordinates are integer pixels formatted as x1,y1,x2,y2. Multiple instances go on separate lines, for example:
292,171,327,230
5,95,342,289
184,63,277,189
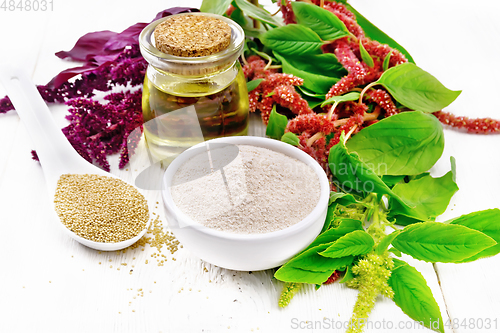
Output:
0,67,86,193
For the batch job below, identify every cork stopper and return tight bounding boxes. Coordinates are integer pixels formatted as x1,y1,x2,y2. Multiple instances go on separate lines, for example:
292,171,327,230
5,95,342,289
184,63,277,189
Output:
154,14,231,57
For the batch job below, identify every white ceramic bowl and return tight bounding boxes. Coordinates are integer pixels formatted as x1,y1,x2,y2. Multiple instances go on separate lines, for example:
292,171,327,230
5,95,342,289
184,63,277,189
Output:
162,136,330,271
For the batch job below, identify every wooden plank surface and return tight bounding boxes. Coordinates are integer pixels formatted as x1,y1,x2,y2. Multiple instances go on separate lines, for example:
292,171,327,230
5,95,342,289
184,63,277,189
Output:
0,1,499,332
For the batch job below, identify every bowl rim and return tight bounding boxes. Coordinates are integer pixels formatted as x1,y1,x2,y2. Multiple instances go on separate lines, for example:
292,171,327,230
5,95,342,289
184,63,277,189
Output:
162,136,330,241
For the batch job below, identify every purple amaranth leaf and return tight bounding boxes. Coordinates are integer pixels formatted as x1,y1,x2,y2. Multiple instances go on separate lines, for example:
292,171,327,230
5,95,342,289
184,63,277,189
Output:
103,7,199,52
47,64,100,88
55,30,119,62
103,23,148,52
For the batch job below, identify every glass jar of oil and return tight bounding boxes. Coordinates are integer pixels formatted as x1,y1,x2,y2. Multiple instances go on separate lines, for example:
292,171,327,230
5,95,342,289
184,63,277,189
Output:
139,13,249,163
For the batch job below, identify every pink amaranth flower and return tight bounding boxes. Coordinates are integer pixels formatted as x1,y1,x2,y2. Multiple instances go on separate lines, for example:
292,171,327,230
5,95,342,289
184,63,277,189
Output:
286,113,336,136
247,66,311,125
280,0,296,24
272,85,313,117
365,89,399,117
433,111,500,134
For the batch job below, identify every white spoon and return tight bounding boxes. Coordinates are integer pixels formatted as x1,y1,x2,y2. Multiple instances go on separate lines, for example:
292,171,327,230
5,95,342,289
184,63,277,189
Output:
0,67,150,251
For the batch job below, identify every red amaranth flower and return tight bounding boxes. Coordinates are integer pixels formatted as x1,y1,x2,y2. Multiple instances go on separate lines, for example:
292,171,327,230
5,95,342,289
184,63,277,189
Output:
272,85,313,117
257,97,275,125
331,38,365,74
242,55,277,81
359,38,407,68
433,111,500,134
329,104,366,147
365,89,399,117
63,90,143,171
324,38,383,101
36,45,147,104
324,73,360,98
280,0,296,24
248,88,260,113
324,270,342,284
297,132,329,172
286,113,336,136
248,68,311,124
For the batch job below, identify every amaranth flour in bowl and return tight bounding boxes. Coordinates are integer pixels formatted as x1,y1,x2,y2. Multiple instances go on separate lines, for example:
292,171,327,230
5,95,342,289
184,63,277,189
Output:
170,144,320,234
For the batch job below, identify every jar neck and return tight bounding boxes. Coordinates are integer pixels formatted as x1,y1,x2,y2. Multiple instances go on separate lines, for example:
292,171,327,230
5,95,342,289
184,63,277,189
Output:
146,61,241,97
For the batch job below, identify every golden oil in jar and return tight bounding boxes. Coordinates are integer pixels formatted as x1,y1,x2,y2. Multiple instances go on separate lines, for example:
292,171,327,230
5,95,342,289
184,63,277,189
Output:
139,13,249,163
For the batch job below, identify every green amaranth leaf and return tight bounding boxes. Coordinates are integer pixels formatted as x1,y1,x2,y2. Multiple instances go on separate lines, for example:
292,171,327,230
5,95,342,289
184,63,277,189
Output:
229,3,246,23
388,259,444,333
345,3,415,63
359,40,374,67
234,0,281,27
321,92,360,107
274,241,354,284
277,242,339,272
231,7,263,38
320,230,374,258
382,175,405,188
392,215,424,226
246,79,263,93
328,192,358,206
282,53,346,77
273,51,346,92
391,222,497,263
298,92,324,109
328,132,412,209
274,52,338,94
391,257,407,270
297,86,325,99
265,105,288,140
200,0,233,15
388,247,402,257
383,51,392,71
375,230,401,255
449,209,500,262
243,38,258,56
306,218,363,251
339,264,354,283
389,171,459,223
281,132,299,146
275,267,329,285
260,24,324,56
407,172,430,182
345,111,444,176
242,26,265,38
291,1,351,41
376,63,461,113
322,203,338,232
